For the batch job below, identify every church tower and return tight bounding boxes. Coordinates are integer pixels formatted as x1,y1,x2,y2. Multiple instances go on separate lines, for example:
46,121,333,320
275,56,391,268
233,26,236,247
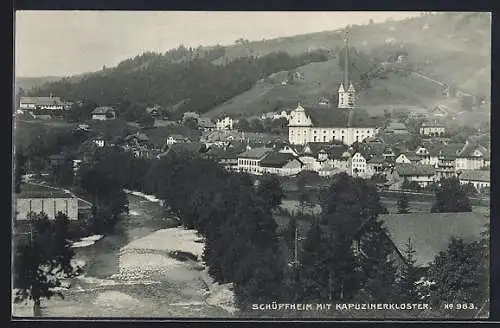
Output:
338,33,357,109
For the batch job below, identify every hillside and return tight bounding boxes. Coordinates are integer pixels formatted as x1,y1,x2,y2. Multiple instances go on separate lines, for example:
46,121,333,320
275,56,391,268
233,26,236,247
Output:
206,12,490,118
218,12,490,98
15,76,62,92
26,12,490,121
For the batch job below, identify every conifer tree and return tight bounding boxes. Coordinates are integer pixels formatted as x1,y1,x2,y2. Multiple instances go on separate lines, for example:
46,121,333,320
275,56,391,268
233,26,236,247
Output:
395,237,421,302
397,192,410,214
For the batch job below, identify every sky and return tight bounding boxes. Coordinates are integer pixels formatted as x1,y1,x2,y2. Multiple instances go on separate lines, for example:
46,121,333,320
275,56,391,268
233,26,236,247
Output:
15,11,421,77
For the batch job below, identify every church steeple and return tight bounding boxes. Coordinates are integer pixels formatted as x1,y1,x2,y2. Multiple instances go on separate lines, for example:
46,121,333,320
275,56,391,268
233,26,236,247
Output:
338,31,357,109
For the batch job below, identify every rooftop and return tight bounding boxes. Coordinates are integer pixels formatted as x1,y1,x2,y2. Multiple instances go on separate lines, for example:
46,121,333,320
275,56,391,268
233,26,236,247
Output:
238,147,273,159
260,152,301,168
301,107,382,128
20,96,64,106
395,163,436,176
381,212,489,267
92,106,115,114
16,183,73,199
459,169,490,182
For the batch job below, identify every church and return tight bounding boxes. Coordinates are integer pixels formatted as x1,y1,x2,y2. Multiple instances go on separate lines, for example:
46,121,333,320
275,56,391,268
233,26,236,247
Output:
288,35,382,146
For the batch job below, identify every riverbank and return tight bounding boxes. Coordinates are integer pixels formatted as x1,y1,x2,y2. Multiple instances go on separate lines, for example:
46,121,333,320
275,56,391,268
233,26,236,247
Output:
12,191,236,318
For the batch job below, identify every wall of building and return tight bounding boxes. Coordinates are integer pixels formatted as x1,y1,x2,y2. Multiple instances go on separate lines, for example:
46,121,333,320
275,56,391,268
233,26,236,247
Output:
15,197,79,221
289,126,376,146
455,158,486,171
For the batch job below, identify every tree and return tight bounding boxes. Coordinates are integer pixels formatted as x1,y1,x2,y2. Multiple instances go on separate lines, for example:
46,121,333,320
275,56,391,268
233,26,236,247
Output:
397,192,410,214
234,118,250,132
13,212,83,316
137,113,155,128
183,117,199,130
431,177,472,213
317,174,390,301
15,150,27,193
428,237,488,314
395,238,421,302
295,222,329,302
255,174,285,211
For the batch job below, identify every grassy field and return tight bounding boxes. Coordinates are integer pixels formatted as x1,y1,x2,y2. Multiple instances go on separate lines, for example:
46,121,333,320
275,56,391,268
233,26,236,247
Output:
206,13,489,118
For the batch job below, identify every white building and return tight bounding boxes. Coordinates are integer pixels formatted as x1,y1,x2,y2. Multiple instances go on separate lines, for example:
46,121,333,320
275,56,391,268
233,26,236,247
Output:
91,107,116,120
19,96,67,111
420,122,446,137
259,152,304,176
14,185,79,221
237,147,273,175
459,170,490,192
288,104,380,146
216,117,234,130
455,142,490,171
393,163,437,188
165,135,191,146
287,35,381,147
349,152,370,178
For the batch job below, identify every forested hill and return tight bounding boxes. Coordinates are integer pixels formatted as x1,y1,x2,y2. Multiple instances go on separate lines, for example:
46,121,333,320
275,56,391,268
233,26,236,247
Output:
26,12,490,118
26,47,330,116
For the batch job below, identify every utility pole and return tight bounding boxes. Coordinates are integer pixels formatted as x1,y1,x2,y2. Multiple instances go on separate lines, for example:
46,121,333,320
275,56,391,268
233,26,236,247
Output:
294,224,299,265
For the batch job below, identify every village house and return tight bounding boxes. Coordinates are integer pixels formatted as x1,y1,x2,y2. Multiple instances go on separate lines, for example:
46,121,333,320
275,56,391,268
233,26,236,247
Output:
259,151,304,176
384,121,409,135
420,121,446,137
266,140,299,157
395,152,421,164
19,96,68,111
158,142,206,159
201,130,243,148
455,141,490,171
414,143,443,166
203,147,242,172
146,105,161,118
393,163,437,188
121,132,157,158
237,147,274,175
407,108,429,120
349,150,375,179
91,107,116,120
165,134,191,146
458,170,490,193
216,116,234,130
367,155,386,175
198,117,217,132
430,106,449,118
435,143,464,179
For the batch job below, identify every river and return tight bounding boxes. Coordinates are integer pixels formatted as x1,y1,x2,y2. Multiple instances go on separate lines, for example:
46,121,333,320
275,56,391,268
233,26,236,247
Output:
12,193,235,318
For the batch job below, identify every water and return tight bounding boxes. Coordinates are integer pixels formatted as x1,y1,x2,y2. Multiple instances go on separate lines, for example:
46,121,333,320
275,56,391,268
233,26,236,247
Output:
12,195,234,318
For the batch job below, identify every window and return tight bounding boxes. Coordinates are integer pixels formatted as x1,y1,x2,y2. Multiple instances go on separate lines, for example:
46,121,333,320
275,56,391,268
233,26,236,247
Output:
314,136,317,142
323,136,326,142
314,130,317,134
323,130,327,134
342,130,345,134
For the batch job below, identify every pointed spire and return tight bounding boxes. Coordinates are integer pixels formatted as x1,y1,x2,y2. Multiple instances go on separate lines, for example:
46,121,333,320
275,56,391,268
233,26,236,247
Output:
338,83,345,92
344,31,350,90
296,101,304,111
348,83,356,92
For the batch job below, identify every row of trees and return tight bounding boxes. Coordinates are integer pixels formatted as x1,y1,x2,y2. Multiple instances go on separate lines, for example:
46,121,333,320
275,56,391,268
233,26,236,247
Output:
233,117,288,134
